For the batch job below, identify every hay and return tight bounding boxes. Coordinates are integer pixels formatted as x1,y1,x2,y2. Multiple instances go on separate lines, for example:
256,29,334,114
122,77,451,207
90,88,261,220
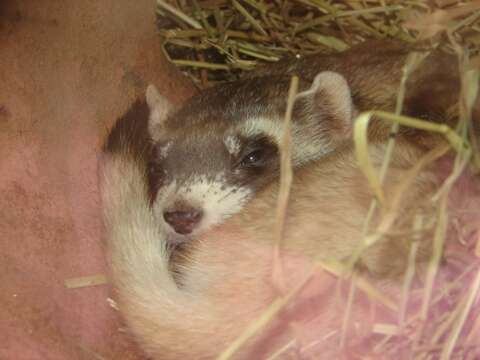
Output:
272,75,298,293
64,274,108,289
218,75,300,360
155,0,480,88
155,1,480,358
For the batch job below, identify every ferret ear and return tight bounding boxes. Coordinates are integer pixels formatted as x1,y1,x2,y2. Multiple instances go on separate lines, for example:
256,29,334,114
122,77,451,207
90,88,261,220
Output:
295,71,356,138
146,84,174,142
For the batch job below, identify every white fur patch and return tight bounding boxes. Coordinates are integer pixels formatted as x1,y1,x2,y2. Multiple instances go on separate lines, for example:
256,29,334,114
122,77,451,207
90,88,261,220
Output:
236,117,284,145
154,173,252,237
146,84,174,141
223,135,241,156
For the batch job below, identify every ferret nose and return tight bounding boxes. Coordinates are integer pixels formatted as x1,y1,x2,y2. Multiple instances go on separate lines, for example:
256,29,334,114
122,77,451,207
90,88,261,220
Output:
163,208,203,235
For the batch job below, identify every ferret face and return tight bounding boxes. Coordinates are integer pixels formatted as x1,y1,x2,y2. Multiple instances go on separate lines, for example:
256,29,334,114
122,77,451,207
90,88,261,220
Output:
146,72,355,242
149,117,282,242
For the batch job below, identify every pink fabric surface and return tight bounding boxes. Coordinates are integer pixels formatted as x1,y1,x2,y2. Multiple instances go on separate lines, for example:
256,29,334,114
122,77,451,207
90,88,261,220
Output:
0,1,194,358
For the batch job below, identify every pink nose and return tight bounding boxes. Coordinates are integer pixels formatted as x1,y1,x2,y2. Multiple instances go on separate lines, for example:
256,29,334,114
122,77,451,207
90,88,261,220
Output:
163,209,203,234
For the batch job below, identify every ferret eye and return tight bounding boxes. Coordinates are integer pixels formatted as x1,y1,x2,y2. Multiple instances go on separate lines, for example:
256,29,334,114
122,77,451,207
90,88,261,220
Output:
239,149,266,167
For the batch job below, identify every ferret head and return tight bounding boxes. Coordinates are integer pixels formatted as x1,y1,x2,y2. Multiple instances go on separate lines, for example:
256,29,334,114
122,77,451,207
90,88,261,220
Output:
146,71,356,242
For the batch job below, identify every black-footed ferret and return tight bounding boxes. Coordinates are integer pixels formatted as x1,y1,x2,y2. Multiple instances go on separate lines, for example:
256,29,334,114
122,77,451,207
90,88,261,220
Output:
145,71,356,243
100,40,473,358
100,96,446,359
145,41,460,243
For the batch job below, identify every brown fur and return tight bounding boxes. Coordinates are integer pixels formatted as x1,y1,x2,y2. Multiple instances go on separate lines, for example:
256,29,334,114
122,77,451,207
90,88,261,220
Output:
249,41,460,139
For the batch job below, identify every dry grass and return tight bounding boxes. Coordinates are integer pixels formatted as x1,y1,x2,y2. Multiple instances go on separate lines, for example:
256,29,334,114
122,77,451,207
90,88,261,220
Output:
64,274,107,289
155,0,480,88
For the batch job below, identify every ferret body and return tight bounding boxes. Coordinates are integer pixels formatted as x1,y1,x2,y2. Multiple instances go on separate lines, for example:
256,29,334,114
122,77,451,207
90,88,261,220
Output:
145,41,461,243
100,41,475,359
101,110,441,359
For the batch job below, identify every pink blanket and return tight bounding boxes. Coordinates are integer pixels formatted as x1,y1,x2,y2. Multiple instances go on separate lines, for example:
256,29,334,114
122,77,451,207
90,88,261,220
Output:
0,1,193,358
